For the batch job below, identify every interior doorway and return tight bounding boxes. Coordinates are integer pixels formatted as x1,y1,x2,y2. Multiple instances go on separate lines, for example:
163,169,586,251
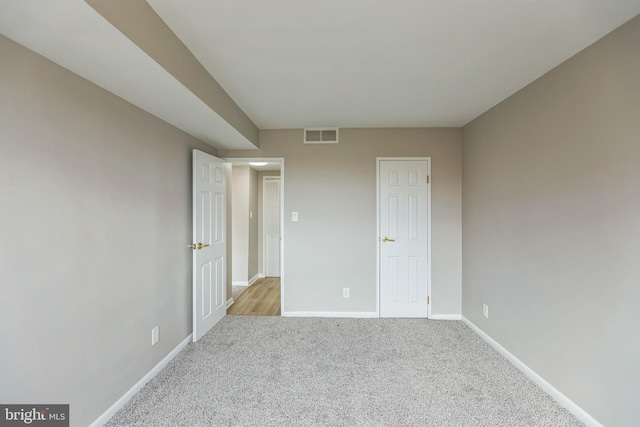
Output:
225,158,284,316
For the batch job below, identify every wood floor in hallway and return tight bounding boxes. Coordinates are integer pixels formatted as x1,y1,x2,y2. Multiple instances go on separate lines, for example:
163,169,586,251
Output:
227,277,281,316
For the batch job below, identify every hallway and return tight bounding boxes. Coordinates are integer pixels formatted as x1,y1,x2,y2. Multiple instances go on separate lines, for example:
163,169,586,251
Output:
227,278,281,316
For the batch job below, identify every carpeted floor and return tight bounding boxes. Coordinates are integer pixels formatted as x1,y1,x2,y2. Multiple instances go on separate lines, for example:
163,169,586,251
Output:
105,317,583,427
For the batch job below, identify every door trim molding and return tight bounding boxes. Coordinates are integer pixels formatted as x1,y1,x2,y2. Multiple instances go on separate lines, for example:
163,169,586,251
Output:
376,157,432,318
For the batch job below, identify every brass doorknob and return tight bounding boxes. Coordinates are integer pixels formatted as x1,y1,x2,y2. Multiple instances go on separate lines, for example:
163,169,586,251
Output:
382,237,396,243
188,243,211,250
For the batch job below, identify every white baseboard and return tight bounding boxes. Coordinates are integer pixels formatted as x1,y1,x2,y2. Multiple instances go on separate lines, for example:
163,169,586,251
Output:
461,316,603,427
89,334,192,427
283,311,378,318
430,314,462,320
226,298,234,308
258,273,266,279
233,274,260,287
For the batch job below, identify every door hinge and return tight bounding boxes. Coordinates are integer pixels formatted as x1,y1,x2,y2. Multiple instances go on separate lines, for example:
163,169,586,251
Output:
426,175,430,184
427,296,430,304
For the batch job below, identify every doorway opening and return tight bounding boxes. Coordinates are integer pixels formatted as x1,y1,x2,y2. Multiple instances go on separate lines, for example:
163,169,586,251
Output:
225,158,284,316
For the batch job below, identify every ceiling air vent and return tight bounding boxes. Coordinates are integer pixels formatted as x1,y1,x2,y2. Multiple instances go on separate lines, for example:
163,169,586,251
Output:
304,128,339,144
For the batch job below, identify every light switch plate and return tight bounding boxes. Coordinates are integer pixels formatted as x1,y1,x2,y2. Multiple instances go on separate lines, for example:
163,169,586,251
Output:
292,211,299,222
151,326,160,345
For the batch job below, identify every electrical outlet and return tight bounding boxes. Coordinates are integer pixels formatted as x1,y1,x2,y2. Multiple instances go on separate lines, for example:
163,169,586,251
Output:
151,326,160,345
482,304,489,318
343,288,350,298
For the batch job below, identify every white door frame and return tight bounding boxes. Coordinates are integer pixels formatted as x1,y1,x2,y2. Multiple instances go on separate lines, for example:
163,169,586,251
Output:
376,157,432,318
263,176,281,278
225,158,285,315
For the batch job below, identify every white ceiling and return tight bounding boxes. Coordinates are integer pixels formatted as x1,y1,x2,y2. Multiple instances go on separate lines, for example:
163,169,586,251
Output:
147,0,640,128
1,1,639,146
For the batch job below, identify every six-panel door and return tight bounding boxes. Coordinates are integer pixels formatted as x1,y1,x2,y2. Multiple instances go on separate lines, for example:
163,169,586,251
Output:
379,159,429,318
193,150,227,341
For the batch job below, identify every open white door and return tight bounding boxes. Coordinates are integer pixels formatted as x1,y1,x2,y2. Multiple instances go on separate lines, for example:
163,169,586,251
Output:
378,158,430,318
192,150,227,342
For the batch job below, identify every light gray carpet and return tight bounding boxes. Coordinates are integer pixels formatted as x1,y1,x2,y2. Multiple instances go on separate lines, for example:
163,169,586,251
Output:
232,285,249,301
106,317,583,427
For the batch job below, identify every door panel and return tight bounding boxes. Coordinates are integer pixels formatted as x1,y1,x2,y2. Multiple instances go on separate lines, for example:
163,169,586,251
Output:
264,177,281,278
201,261,212,319
193,150,226,342
379,159,429,318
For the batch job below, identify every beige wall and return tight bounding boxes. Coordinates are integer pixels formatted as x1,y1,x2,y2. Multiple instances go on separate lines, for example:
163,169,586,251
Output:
221,128,462,315
231,166,250,282
0,35,216,427
230,166,259,283
462,15,640,427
